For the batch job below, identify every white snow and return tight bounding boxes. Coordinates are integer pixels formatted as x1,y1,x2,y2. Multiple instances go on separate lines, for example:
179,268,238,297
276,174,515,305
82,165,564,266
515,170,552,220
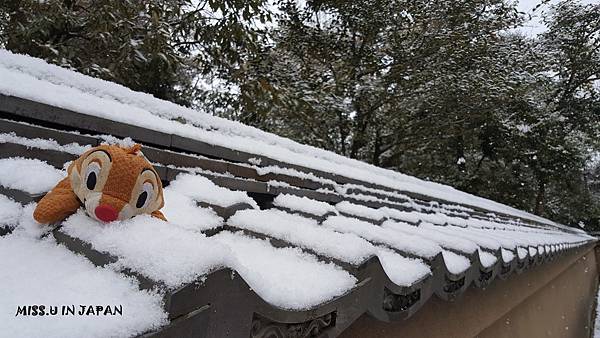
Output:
444,215,469,227
383,220,479,254
228,209,373,265
256,165,337,186
379,208,421,224
273,194,337,217
501,248,515,263
478,250,498,268
61,211,230,288
0,194,23,229
98,135,136,148
376,247,431,286
0,132,89,155
417,212,449,225
10,203,53,239
0,158,65,194
424,223,501,251
212,231,357,310
161,187,223,232
340,184,411,203
322,216,442,259
0,233,167,338
167,173,257,208
529,247,538,257
0,49,576,229
335,201,385,221
229,209,432,286
442,250,471,275
517,247,528,260
459,226,517,251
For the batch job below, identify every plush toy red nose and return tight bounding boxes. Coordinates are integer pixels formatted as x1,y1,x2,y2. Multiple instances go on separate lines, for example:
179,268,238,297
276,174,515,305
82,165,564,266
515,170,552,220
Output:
94,204,118,223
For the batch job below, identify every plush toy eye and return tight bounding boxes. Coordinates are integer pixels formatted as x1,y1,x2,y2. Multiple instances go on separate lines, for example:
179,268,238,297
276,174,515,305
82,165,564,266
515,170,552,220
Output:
85,163,101,190
136,182,154,209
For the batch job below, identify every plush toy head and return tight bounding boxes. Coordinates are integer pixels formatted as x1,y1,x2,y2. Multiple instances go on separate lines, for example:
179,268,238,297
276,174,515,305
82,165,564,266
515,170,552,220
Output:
33,144,166,224
70,144,165,222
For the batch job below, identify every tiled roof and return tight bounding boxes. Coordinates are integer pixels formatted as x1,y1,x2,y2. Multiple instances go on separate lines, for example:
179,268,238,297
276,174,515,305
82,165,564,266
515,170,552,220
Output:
0,51,595,338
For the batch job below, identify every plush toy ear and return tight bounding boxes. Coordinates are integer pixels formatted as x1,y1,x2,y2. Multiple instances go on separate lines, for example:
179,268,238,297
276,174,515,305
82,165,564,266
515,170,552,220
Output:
125,144,142,155
125,143,149,161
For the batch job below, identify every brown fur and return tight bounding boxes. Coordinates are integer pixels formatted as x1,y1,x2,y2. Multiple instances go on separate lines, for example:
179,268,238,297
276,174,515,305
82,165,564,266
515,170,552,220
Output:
33,144,166,224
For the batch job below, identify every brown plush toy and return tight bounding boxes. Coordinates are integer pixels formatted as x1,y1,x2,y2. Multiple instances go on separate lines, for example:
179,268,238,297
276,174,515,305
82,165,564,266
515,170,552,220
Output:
33,144,166,224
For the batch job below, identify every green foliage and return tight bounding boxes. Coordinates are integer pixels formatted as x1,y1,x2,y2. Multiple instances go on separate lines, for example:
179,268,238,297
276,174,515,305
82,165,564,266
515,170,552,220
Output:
239,0,600,229
0,0,270,105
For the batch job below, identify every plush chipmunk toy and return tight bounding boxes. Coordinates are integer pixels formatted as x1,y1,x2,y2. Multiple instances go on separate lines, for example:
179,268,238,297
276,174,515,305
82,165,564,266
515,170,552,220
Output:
34,144,166,224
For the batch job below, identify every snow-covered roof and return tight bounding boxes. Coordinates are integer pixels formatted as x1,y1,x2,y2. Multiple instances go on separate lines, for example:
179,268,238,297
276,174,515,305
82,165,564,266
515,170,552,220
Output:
0,49,578,228
0,50,596,337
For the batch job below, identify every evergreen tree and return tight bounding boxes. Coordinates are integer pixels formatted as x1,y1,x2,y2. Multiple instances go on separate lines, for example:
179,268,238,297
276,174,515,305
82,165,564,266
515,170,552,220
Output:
0,0,271,106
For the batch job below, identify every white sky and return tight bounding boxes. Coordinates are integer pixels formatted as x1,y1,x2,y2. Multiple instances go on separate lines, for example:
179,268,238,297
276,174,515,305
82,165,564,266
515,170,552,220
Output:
517,0,599,36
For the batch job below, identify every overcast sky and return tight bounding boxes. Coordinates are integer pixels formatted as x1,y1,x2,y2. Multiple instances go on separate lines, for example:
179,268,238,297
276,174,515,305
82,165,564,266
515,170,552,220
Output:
516,0,599,35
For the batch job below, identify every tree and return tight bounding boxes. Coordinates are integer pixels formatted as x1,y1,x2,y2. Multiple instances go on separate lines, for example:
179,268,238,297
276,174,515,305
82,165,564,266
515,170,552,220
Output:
0,0,271,106
534,0,600,225
238,0,600,227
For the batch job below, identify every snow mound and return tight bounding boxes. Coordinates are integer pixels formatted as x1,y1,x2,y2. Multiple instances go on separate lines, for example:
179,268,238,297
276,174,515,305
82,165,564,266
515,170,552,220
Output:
167,173,257,208
322,216,441,259
0,194,23,228
0,132,89,155
0,158,65,194
61,211,230,288
212,231,357,310
0,233,167,338
273,194,338,216
442,250,470,274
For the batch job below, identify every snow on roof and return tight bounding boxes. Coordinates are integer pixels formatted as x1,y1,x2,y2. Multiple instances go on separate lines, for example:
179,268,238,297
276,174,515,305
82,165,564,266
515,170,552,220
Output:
420,223,502,251
501,248,515,263
376,247,431,286
0,157,65,194
159,173,233,232
322,216,442,259
167,172,257,208
228,209,373,265
273,194,338,216
382,220,479,254
0,194,22,230
255,165,337,186
379,208,422,224
229,209,432,286
0,132,90,155
0,49,573,228
0,233,167,338
458,226,517,250
161,187,223,232
61,211,230,288
335,201,386,221
529,247,538,257
212,231,357,310
441,250,470,274
478,250,498,268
